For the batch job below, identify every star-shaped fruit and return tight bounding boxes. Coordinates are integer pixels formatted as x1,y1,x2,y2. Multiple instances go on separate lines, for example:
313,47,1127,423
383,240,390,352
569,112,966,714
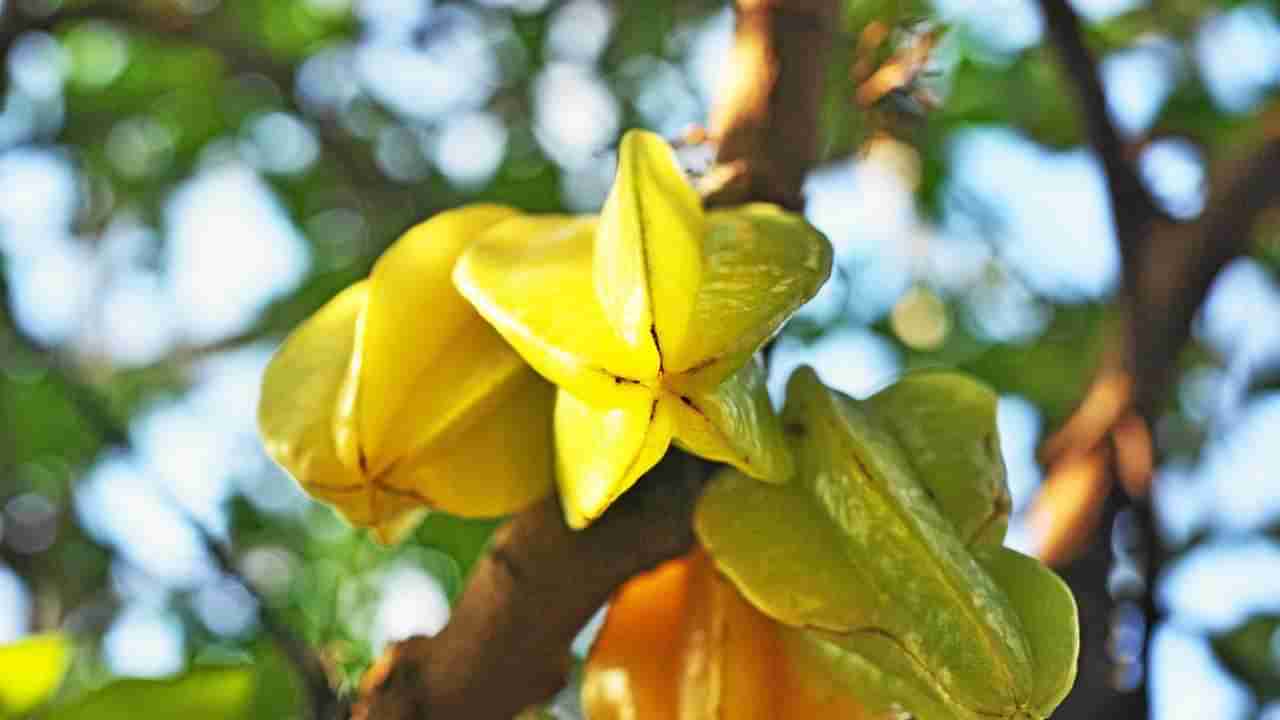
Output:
455,130,832,528
258,206,555,542
583,548,876,720
695,367,1079,720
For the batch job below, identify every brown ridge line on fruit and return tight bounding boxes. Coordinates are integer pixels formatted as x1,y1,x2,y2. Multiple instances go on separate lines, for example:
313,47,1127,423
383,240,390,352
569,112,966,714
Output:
583,398,664,527
681,351,724,376
650,324,664,373
629,151,664,374
679,393,755,471
969,494,1013,550
305,481,366,495
372,478,434,508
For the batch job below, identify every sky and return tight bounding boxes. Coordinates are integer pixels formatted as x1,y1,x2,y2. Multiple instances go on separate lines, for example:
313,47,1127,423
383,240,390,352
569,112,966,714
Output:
2,0,1279,716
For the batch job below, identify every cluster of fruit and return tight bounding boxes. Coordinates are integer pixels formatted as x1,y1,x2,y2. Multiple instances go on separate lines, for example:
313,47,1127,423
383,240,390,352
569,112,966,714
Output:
257,130,1078,719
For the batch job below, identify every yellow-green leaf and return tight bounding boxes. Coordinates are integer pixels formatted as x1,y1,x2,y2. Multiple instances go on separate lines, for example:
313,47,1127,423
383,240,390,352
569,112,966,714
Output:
48,667,255,720
0,633,72,717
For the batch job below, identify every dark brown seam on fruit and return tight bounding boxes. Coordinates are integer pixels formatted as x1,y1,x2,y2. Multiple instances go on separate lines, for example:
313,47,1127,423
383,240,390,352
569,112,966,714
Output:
627,145,665,372
615,398,662,491
968,492,1014,550
783,421,806,438
372,473,435,508
682,352,723,376
306,481,366,494
678,393,752,469
650,324,663,372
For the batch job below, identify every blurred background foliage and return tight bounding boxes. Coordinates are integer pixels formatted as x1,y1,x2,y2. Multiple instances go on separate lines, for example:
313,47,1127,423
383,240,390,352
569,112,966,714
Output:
0,0,1278,717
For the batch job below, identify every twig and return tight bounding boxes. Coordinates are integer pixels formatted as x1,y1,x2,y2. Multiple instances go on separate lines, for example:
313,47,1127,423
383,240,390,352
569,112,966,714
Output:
194,522,351,720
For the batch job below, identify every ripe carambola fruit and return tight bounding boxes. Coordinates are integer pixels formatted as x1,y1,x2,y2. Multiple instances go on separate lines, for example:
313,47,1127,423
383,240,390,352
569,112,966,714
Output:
454,130,832,529
582,549,876,719
695,367,1079,720
258,206,555,542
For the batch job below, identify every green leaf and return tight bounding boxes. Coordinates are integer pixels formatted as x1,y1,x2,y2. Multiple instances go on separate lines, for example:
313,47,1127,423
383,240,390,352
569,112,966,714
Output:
1211,615,1280,703
49,666,256,720
0,634,73,718
411,514,502,590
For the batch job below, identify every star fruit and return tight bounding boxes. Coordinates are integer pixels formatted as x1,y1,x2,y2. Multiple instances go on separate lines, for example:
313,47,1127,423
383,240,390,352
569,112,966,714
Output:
582,548,876,720
258,206,555,542
454,130,832,528
693,367,1079,720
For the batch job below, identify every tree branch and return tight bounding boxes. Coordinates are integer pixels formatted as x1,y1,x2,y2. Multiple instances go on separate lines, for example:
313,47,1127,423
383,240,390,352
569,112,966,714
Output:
351,1,837,717
355,454,709,720
1129,138,1280,417
1035,6,1280,720
1035,0,1163,260
705,0,838,210
1032,9,1280,710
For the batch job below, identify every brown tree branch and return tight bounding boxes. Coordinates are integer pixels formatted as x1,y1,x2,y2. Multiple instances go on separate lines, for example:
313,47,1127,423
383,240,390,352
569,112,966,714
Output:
351,1,837,717
1033,6,1280,711
355,454,709,720
1035,0,1163,269
1035,137,1280,720
705,0,838,211
1129,138,1280,417
1036,5,1280,719
1037,138,1280,548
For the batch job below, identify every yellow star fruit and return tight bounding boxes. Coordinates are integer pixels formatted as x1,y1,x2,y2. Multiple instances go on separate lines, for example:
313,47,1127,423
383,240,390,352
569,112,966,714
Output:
695,367,1080,720
258,206,555,542
454,130,832,528
582,549,874,720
